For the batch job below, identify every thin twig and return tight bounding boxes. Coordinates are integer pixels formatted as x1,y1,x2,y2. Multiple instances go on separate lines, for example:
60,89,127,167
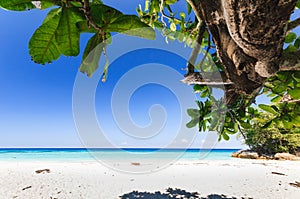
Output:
159,0,181,24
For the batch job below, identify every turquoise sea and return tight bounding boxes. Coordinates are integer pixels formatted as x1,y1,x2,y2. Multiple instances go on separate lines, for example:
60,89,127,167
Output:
0,148,239,162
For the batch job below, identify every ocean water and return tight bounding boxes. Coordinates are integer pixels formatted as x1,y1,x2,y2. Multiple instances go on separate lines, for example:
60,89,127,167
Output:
0,148,239,162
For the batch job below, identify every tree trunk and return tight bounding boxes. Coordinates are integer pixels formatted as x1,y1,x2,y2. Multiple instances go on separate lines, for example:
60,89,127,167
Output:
189,0,298,105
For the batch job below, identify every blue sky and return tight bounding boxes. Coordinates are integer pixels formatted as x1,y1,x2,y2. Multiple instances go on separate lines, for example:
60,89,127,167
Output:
0,1,298,148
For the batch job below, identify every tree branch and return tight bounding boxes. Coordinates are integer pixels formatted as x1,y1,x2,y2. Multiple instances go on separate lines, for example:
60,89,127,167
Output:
186,0,202,22
181,72,233,85
287,17,300,31
186,21,206,75
82,0,104,34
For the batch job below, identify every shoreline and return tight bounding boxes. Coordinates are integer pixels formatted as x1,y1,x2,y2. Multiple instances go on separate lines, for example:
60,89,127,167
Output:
0,159,299,198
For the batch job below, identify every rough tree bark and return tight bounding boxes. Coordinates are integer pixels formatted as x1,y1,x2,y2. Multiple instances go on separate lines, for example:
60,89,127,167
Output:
185,0,299,105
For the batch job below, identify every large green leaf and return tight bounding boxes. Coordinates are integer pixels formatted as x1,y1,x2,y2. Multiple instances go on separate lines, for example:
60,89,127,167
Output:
271,96,282,103
0,0,35,11
285,32,297,43
104,15,155,39
258,104,279,115
40,1,57,9
186,118,198,128
0,0,56,11
80,33,106,77
55,7,85,56
29,8,61,64
187,109,199,118
76,21,97,33
43,7,61,24
222,133,230,141
32,1,57,10
288,89,300,99
90,4,123,27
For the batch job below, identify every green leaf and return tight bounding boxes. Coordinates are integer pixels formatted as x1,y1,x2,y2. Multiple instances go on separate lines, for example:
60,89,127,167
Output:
0,0,35,11
297,0,300,8
43,7,61,24
282,120,293,129
165,0,177,5
203,112,212,120
247,107,255,115
150,0,159,13
76,21,97,33
170,22,176,31
104,15,155,40
55,7,85,56
80,33,106,77
90,4,123,27
288,89,300,99
262,120,272,129
273,84,286,93
222,133,230,141
193,85,207,93
285,32,297,43
187,1,192,14
271,96,282,103
224,128,237,135
29,9,61,64
144,0,150,11
35,1,57,10
186,118,198,128
187,109,199,118
200,89,209,98
0,0,55,10
271,105,279,112
202,121,207,131
258,104,278,115
292,72,300,82
284,44,298,52
196,101,203,110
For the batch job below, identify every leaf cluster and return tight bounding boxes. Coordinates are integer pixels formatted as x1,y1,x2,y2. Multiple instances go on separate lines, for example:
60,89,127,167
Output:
0,0,155,78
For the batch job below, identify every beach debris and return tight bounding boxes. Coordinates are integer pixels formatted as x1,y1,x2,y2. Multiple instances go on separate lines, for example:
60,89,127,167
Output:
35,169,50,174
289,181,300,188
22,186,32,191
131,162,141,166
271,172,286,176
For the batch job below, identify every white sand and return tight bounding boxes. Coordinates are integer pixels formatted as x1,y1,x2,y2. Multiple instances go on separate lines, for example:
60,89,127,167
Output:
0,159,299,199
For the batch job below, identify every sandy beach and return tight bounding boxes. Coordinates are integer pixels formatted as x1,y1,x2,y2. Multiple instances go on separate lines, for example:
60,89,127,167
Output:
0,159,299,199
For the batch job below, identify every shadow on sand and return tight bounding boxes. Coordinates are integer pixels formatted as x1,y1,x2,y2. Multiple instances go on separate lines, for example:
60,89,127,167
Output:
120,188,249,199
